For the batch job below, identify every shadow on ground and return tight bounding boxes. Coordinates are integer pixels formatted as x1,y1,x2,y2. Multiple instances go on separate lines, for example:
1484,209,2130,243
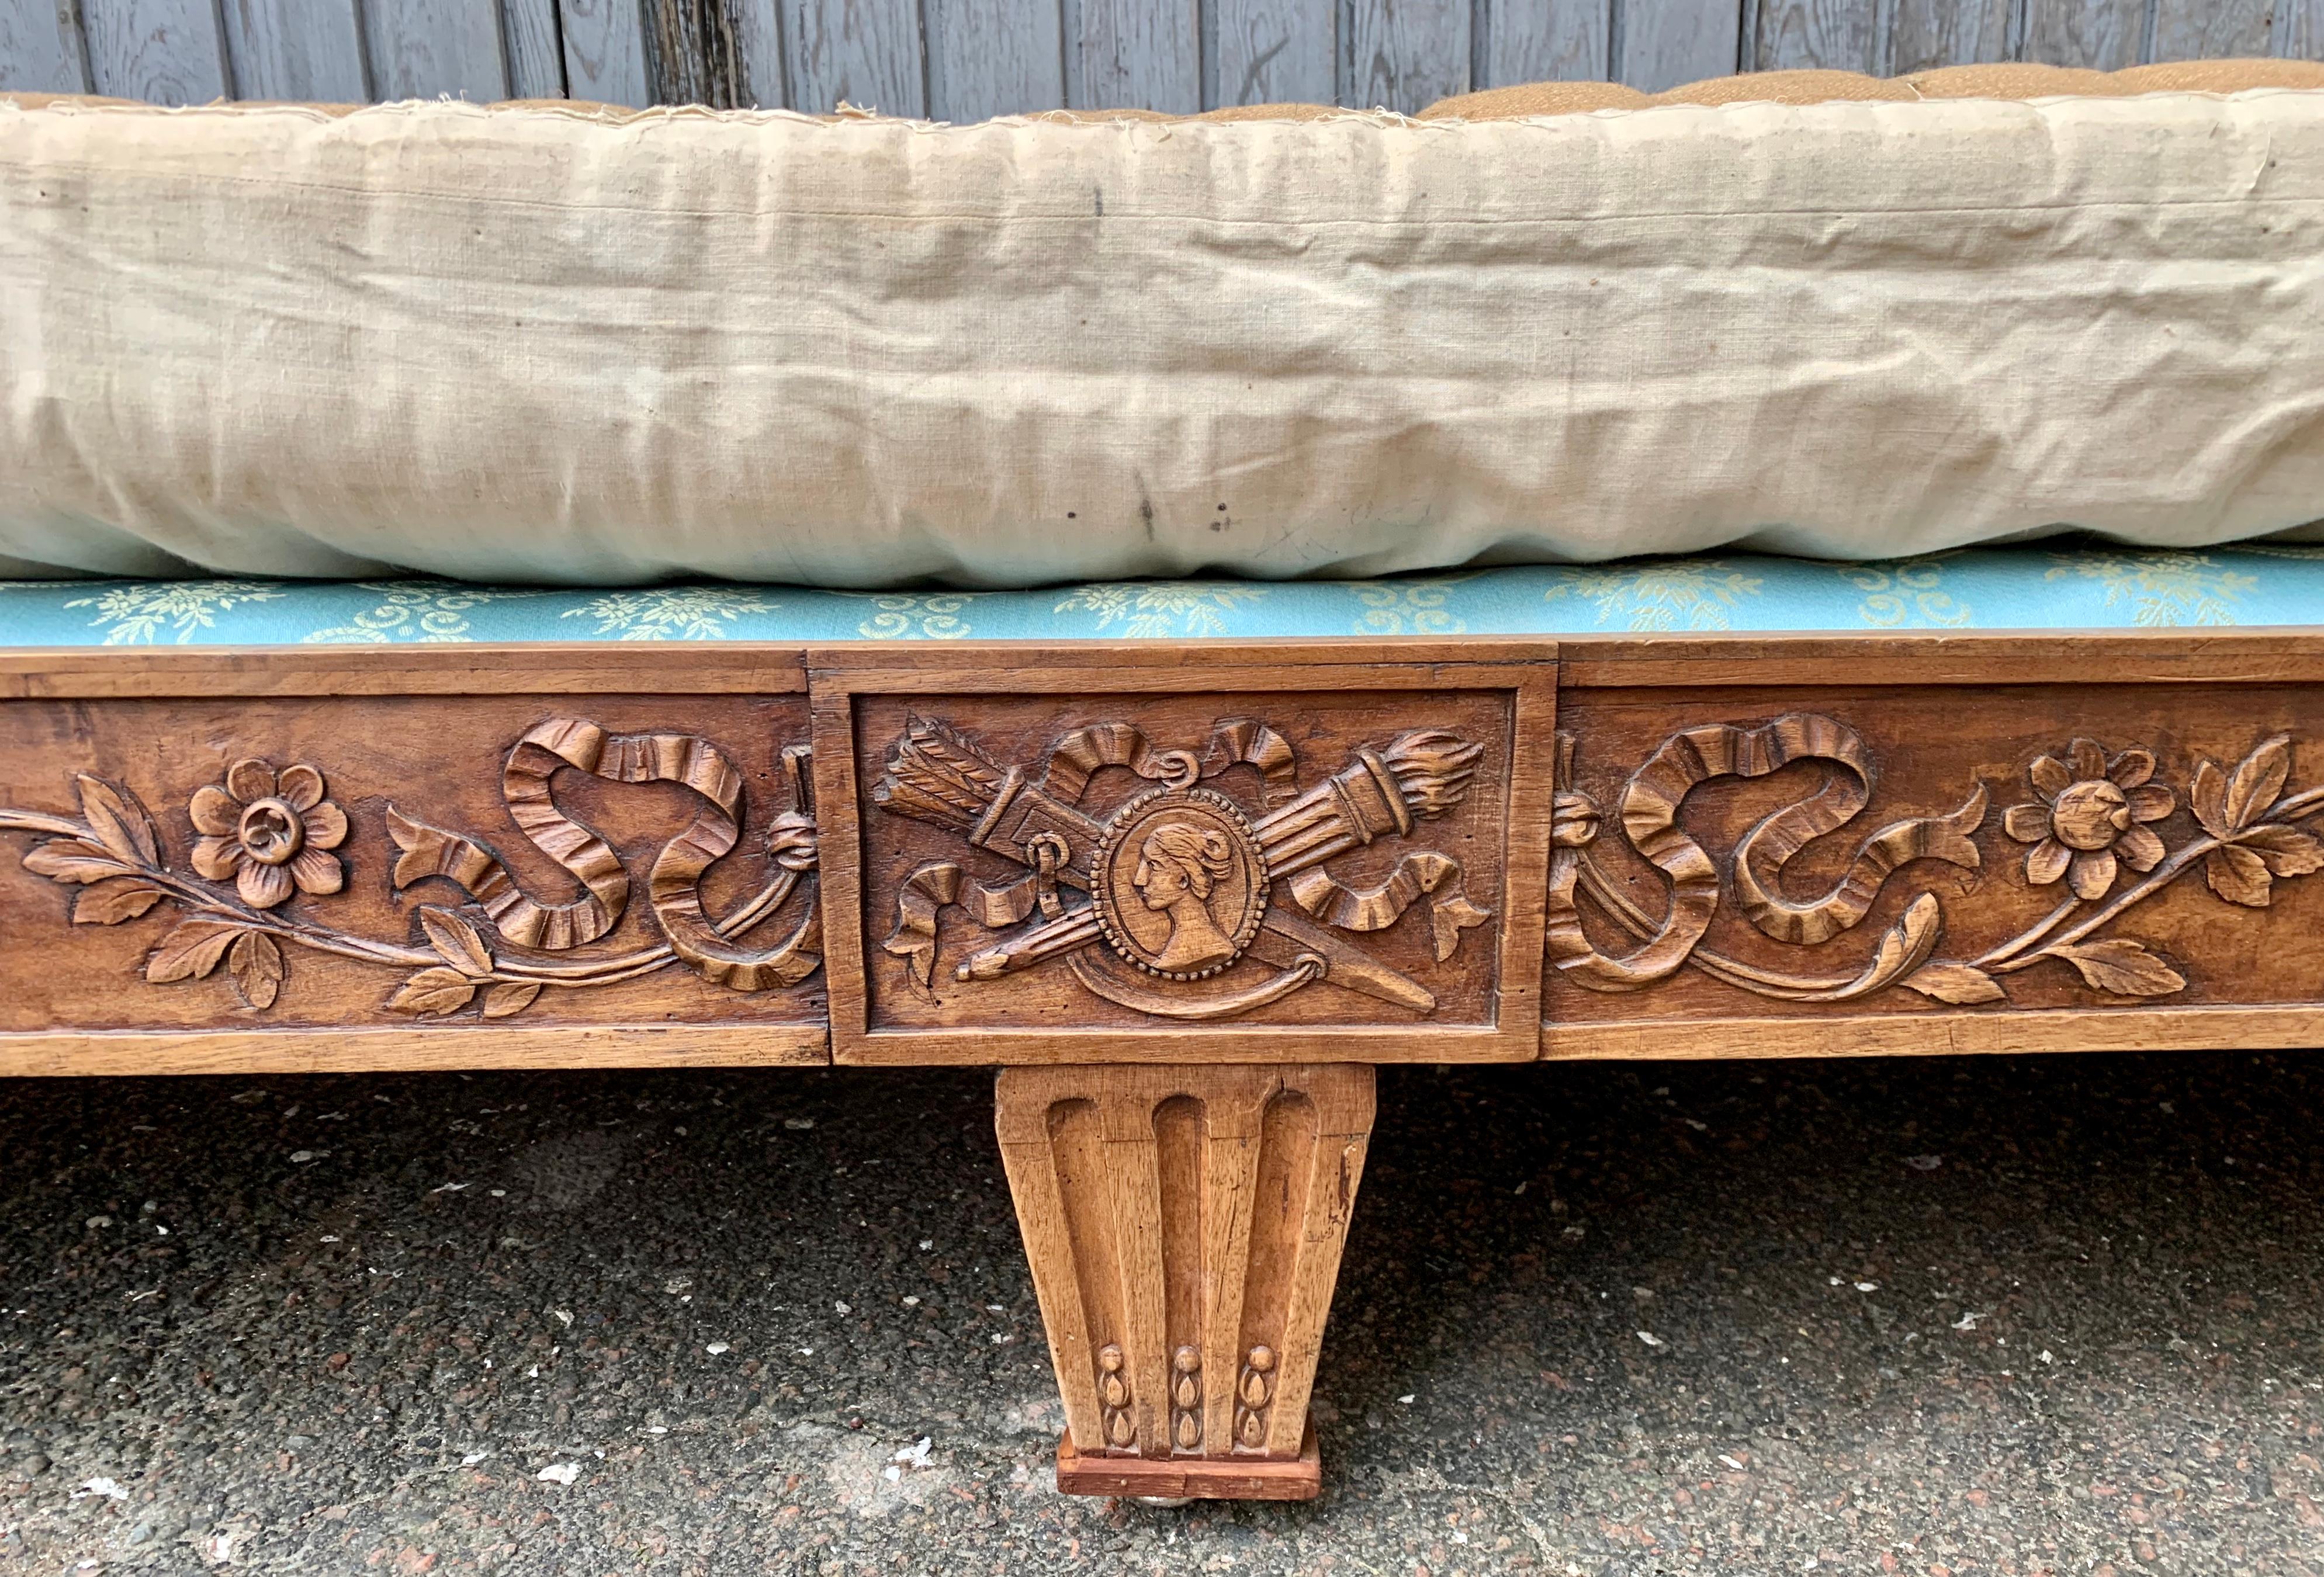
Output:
0,1052,2319,1575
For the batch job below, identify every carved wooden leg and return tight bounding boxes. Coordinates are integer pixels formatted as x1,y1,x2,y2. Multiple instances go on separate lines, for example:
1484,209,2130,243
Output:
995,1063,1374,1501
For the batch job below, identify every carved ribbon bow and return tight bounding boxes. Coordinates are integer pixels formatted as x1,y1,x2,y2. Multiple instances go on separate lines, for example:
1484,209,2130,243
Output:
876,717,1491,1015
389,718,821,991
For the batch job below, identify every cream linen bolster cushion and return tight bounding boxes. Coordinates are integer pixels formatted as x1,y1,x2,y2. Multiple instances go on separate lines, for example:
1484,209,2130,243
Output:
2,89,2323,587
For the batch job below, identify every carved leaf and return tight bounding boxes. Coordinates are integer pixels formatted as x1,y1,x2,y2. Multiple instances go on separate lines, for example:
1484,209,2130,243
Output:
2048,938,2187,997
481,981,542,1019
2190,759,2229,839
228,931,285,1010
1901,962,2007,1004
420,906,494,978
75,775,160,867
71,877,166,926
387,967,477,1016
23,838,132,885
2205,844,2274,908
146,918,245,983
2239,823,2324,878
2223,735,2292,833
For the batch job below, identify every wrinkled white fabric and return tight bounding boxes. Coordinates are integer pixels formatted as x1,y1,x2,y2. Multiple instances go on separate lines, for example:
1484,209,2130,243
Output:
2,91,2322,588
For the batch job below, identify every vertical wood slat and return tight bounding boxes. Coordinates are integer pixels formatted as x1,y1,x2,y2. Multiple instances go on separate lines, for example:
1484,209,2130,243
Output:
2151,0,2273,61
926,0,1064,121
785,0,923,113
1075,0,1199,110
366,0,508,100
1,0,94,91
502,0,569,95
1616,0,1741,91
82,0,228,102
1101,1102,1172,1454
1482,0,1608,87
559,0,652,104
1208,0,1334,106
994,1105,1107,1453
1341,0,1469,112
1751,0,1879,71
2283,1,2324,60
2021,0,2143,68
222,0,368,100
1887,0,2009,72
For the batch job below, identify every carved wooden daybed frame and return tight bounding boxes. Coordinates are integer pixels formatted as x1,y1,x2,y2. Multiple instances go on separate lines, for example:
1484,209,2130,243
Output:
6,623,2320,1500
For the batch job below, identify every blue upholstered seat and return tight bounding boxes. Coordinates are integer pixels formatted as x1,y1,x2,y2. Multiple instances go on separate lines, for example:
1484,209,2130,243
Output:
4,546,2322,646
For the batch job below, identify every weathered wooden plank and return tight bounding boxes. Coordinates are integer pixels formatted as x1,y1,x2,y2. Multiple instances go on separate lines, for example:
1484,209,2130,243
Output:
560,0,652,104
1481,0,1607,85
784,0,917,111
82,0,228,102
785,0,923,113
926,0,1065,120
0,0,93,92
645,0,744,103
2152,0,2272,60
2282,0,2324,58
502,0,569,95
366,0,508,99
1887,0,2009,72
1341,0,1468,112
1751,0,1876,71
1207,0,1334,106
2021,0,2144,69
728,0,788,105
1615,0,1740,92
221,0,368,99
1075,0,1199,110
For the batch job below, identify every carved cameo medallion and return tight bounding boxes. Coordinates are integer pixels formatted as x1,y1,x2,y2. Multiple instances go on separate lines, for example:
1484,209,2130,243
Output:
1093,786,1268,979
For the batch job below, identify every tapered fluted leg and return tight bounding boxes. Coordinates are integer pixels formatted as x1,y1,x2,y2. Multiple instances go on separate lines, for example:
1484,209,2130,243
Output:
995,1063,1374,1500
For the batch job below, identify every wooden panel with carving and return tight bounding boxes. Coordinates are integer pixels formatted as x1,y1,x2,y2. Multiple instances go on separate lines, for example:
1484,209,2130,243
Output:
995,1062,1373,1500
0,692,827,1069
809,647,1558,1063
1544,680,2324,1056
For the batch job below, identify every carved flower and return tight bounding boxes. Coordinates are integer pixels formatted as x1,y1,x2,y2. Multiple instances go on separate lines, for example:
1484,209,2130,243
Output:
189,760,348,910
2004,739,2174,900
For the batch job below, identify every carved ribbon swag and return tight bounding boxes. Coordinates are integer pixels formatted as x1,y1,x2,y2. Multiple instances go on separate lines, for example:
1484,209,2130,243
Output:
1550,715,2324,1006
0,718,822,1020
874,715,1492,1018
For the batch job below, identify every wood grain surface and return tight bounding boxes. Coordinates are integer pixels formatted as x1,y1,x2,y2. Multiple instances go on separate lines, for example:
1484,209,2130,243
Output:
811,649,1558,1064
28,0,2313,113
0,693,827,1062
997,1062,1370,1494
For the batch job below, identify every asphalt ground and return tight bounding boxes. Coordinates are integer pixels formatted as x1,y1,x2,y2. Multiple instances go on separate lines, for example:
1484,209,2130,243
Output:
1,1050,2320,1576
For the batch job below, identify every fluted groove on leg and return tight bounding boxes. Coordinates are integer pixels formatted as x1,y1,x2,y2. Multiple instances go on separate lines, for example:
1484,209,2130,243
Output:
995,1063,1374,1500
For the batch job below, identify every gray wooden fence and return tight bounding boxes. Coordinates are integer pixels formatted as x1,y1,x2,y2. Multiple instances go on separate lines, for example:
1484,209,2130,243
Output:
4,0,2319,118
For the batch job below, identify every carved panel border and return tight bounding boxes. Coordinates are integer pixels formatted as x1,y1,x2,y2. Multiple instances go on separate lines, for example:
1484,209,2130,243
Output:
808,644,1560,1064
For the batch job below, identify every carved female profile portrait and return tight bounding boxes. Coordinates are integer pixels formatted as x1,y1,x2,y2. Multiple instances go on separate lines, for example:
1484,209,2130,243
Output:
1132,820,1239,974
1094,786,1269,980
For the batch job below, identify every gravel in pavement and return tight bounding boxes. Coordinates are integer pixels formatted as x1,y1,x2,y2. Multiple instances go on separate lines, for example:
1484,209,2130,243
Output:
0,1051,2319,1575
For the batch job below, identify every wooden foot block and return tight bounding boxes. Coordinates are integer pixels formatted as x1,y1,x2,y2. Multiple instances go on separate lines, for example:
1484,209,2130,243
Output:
1055,1422,1322,1501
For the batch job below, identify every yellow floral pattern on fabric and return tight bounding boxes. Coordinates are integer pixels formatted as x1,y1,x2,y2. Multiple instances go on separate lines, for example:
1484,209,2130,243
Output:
2044,552,2257,626
1053,583,1270,638
1542,563,1766,631
560,589,780,640
63,582,286,644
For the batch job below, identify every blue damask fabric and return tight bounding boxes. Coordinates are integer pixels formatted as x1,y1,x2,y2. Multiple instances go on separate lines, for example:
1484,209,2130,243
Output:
2,546,2322,646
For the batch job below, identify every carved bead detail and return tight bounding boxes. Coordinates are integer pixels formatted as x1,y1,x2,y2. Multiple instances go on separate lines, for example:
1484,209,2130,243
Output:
1232,1343,1276,1452
1096,1343,1136,1451
1169,1344,1202,1453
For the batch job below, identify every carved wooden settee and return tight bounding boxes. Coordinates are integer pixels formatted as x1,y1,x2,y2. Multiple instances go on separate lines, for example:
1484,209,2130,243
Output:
5,548,2320,1499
